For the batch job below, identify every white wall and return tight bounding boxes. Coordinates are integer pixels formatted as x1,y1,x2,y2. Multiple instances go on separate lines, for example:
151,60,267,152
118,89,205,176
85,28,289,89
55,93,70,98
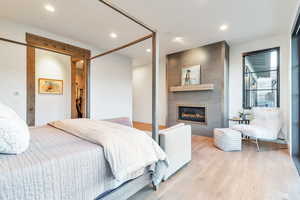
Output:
229,34,291,140
0,19,132,123
90,54,132,120
35,49,71,126
132,58,167,125
0,41,26,120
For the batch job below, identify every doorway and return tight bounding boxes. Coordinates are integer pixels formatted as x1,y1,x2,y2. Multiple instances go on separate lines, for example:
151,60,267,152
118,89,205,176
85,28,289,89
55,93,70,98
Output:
26,33,91,126
71,58,87,118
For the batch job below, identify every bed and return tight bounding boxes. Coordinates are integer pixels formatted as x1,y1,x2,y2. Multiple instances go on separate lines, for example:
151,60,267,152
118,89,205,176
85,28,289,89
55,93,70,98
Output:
0,123,164,200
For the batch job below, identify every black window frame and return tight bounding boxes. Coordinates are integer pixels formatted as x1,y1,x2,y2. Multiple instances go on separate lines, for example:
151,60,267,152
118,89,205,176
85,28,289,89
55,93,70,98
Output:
242,47,280,109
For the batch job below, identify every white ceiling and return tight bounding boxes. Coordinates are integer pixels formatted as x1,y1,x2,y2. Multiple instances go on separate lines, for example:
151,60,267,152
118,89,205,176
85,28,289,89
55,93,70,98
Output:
0,0,298,61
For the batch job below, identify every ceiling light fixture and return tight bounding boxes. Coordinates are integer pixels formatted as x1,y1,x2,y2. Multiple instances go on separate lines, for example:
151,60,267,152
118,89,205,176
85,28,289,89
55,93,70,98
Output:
146,49,151,53
220,24,228,31
173,37,184,43
45,4,55,12
110,32,118,39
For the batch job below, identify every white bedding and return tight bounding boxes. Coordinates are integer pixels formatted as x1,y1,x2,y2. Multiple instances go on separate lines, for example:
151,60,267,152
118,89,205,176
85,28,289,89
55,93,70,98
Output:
0,125,148,200
49,119,168,185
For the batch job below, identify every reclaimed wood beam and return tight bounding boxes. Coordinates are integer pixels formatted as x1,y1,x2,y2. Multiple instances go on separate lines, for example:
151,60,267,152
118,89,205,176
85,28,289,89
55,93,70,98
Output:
0,37,71,57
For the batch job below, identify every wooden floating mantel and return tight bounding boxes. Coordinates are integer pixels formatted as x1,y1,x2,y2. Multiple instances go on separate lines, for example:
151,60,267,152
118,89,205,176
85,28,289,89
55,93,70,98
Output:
170,84,214,92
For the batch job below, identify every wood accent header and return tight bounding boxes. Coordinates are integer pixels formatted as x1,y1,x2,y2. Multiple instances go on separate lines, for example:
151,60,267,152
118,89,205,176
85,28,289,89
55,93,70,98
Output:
26,33,91,59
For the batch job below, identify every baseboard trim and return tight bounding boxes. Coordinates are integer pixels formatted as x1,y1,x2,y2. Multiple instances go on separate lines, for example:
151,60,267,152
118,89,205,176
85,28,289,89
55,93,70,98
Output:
133,121,166,132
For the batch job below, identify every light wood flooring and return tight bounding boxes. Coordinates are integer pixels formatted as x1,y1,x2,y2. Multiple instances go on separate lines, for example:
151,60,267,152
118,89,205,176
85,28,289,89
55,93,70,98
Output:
129,136,300,200
133,121,166,132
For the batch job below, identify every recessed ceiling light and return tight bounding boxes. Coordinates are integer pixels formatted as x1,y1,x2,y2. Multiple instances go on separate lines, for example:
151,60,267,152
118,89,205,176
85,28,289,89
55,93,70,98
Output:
220,24,228,31
45,4,55,12
146,49,151,53
173,37,184,43
110,33,118,39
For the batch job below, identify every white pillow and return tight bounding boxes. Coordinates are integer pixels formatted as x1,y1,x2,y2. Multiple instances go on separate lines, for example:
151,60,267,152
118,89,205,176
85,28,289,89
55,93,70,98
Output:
0,102,17,118
0,102,30,154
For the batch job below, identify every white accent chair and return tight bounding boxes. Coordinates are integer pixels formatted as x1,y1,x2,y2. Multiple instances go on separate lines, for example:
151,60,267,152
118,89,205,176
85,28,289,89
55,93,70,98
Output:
159,124,192,181
231,107,283,151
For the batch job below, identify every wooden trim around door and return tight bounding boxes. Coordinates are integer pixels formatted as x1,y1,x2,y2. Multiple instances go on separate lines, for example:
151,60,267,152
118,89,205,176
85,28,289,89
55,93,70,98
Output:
26,33,91,126
27,46,35,126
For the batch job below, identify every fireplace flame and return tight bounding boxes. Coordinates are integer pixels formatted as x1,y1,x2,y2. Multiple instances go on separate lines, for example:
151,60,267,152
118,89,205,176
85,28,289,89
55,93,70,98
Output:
181,113,204,119
178,105,206,123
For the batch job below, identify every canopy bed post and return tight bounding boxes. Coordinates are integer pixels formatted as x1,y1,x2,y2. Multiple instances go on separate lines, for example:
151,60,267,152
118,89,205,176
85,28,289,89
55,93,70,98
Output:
89,34,153,60
152,32,159,142
98,0,155,32
97,0,160,142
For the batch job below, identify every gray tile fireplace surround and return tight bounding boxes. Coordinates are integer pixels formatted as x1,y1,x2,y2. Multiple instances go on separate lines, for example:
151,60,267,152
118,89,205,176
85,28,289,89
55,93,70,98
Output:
167,41,230,137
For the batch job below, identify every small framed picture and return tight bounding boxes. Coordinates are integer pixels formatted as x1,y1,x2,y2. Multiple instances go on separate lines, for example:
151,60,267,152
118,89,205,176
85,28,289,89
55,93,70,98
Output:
181,65,201,86
39,78,63,95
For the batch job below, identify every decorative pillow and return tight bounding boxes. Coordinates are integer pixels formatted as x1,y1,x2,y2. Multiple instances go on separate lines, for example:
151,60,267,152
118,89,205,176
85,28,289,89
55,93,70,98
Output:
0,102,30,154
0,102,18,118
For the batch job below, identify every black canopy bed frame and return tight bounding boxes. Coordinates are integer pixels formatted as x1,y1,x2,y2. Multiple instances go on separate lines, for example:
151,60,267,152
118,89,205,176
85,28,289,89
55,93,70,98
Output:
0,0,160,199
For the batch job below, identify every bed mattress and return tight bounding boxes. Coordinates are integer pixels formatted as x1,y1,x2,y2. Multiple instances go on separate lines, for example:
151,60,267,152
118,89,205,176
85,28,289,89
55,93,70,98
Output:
0,125,145,200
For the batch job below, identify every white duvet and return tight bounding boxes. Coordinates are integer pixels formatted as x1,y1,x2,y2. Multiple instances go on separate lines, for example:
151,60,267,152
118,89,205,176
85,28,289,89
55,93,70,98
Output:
49,119,168,185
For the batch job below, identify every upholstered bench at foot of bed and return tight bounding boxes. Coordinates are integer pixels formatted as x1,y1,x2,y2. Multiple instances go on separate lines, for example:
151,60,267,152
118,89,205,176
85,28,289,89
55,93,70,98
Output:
159,124,192,181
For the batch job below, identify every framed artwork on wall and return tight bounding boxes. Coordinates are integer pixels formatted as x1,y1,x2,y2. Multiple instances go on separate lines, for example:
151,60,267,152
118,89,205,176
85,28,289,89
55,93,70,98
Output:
181,65,201,86
38,78,63,95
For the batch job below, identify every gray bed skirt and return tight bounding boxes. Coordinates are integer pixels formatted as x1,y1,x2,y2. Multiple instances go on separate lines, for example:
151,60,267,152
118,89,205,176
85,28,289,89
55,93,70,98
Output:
97,172,152,200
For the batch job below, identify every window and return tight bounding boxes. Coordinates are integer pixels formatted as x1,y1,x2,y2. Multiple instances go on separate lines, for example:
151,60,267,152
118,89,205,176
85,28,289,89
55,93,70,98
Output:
243,48,280,109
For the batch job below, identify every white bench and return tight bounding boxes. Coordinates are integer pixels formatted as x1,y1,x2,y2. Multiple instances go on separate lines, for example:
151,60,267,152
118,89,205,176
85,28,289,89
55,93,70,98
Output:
107,118,192,181
159,124,192,180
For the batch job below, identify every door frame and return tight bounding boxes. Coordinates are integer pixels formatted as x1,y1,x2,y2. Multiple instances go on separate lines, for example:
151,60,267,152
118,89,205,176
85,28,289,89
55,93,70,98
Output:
26,33,91,126
291,7,300,174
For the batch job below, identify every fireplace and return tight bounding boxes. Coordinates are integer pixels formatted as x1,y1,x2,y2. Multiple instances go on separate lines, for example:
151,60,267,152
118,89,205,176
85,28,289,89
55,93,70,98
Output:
177,105,207,125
